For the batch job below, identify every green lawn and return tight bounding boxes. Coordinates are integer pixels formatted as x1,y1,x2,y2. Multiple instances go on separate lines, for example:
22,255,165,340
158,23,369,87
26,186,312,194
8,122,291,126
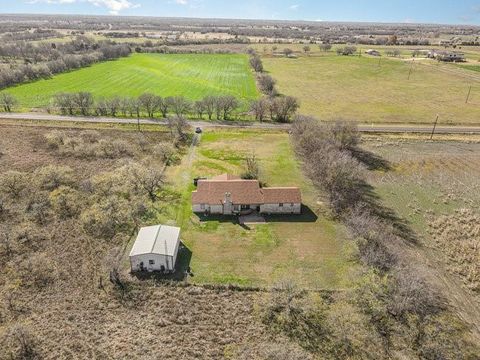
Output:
458,64,480,73
262,54,480,124
160,129,355,289
3,53,259,109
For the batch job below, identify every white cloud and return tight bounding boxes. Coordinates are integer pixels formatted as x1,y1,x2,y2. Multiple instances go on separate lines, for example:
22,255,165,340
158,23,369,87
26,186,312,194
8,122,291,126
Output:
175,0,188,4
289,4,299,10
25,0,140,15
88,0,140,15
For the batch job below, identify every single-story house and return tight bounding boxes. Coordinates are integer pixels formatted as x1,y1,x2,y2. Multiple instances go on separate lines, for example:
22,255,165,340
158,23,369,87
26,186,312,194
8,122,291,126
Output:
192,174,302,215
129,225,181,273
427,50,465,62
365,49,381,56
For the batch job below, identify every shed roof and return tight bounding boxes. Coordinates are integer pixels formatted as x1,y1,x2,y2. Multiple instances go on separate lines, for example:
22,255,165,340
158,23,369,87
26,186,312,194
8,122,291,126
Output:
129,225,180,257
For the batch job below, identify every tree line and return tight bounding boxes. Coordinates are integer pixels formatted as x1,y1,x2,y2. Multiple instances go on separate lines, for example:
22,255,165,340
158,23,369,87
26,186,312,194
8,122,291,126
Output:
0,36,131,90
247,49,300,123
283,116,478,358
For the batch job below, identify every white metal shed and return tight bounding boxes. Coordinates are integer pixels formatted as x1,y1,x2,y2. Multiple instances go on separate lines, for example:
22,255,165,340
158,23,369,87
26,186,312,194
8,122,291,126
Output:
129,225,181,272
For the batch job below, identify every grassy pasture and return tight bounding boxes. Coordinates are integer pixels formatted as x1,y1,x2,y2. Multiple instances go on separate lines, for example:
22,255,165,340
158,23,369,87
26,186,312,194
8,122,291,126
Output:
2,53,258,109
262,54,480,124
162,129,355,289
364,137,480,293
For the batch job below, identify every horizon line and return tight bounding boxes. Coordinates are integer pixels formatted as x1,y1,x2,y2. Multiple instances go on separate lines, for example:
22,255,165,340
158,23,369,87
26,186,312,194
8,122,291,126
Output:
1,12,479,28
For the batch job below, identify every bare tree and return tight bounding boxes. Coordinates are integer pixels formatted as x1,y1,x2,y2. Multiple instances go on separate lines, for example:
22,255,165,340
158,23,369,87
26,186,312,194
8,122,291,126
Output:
167,115,191,143
215,95,239,120
250,97,270,122
167,96,191,117
202,96,216,120
257,74,276,96
249,54,264,72
138,92,157,118
283,48,293,57
270,96,299,123
157,96,169,118
131,165,165,201
241,153,260,180
319,43,332,52
53,92,75,115
303,45,311,54
194,100,206,119
73,92,93,116
107,97,121,117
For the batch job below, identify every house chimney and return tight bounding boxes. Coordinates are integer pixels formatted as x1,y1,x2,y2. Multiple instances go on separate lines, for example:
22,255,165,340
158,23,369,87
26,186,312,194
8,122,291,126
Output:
224,192,231,204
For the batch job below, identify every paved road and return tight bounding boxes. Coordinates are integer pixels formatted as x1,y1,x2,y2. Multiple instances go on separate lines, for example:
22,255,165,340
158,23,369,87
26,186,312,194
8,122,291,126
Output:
1,112,480,134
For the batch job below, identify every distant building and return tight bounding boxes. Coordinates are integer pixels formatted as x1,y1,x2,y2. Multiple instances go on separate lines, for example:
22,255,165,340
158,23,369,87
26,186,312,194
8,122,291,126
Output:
192,174,302,215
428,50,466,62
129,225,181,273
365,49,381,56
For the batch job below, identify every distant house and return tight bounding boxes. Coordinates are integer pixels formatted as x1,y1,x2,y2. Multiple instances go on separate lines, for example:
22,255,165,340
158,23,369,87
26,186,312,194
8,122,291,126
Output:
428,50,465,62
129,225,181,273
192,174,302,215
365,49,381,56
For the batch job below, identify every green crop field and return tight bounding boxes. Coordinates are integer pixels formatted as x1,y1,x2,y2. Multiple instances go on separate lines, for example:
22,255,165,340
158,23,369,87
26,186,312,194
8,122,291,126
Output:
2,53,259,109
262,54,480,125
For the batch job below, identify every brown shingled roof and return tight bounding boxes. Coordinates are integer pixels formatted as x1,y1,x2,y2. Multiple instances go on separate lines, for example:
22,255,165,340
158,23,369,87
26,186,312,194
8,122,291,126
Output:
192,175,302,205
192,179,263,205
261,187,302,204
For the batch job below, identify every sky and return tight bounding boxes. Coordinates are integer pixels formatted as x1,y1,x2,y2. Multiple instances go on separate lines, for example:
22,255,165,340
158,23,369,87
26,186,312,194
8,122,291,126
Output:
1,0,480,25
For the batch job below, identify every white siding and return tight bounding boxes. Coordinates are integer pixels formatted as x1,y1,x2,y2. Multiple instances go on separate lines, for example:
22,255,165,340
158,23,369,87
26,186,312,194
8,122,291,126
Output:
192,204,224,214
260,203,301,214
130,253,176,272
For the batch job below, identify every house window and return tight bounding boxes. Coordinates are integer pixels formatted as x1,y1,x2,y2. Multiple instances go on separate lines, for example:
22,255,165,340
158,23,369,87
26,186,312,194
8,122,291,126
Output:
200,204,205,210
149,259,155,265
279,203,284,207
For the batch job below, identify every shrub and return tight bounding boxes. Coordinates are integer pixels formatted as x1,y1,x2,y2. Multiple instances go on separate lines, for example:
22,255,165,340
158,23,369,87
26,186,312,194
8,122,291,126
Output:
257,74,276,95
80,196,135,239
0,171,28,198
49,186,83,219
34,165,75,191
1,325,39,360
25,192,51,224
96,139,132,158
19,253,56,288
44,130,66,150
12,223,47,251
153,142,176,163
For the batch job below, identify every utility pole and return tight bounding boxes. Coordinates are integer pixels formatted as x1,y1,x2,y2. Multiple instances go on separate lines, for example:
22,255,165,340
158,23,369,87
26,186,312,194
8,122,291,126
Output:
408,60,414,80
465,85,472,104
430,114,439,140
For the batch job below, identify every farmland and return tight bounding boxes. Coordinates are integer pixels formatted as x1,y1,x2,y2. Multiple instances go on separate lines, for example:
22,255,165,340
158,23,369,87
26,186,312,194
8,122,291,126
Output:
2,53,259,109
160,129,355,289
0,122,311,358
262,53,480,125
363,135,480,328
